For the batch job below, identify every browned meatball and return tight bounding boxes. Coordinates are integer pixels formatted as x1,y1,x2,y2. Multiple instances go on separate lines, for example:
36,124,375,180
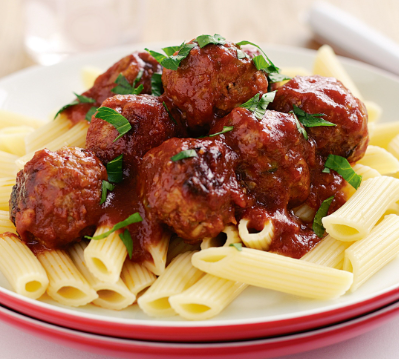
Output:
86,94,178,167
10,147,107,250
161,40,269,134
269,75,369,162
63,51,161,124
210,108,315,208
138,138,247,243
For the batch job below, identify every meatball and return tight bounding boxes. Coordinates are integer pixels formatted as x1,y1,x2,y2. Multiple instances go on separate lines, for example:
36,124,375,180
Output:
10,147,107,249
269,75,369,162
161,40,269,134
63,51,161,124
86,94,178,167
210,108,314,208
138,138,247,243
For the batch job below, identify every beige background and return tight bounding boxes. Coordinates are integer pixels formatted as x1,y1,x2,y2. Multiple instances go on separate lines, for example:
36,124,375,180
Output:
1,0,399,78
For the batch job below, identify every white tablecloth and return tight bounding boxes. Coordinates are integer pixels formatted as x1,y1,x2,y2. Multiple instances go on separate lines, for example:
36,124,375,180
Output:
0,314,398,359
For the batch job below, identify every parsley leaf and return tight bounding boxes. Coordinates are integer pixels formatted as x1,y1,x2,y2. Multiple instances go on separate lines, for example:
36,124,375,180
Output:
100,180,115,205
268,72,291,83
151,73,163,96
162,45,181,56
229,243,242,251
322,168,331,174
313,196,334,238
111,70,144,95
162,101,177,124
85,212,143,240
171,149,198,162
54,93,95,119
292,113,308,140
146,43,195,70
85,106,98,122
107,154,123,183
94,107,132,142
292,105,335,128
209,126,234,137
196,34,226,48
236,41,279,74
324,155,362,189
236,49,247,59
119,229,133,259
239,91,276,120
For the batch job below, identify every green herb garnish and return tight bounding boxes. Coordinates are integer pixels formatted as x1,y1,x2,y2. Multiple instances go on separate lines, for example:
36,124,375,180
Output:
292,105,335,128
313,196,334,238
209,126,234,137
236,41,280,74
85,212,143,240
94,107,132,142
145,43,195,71
268,72,291,83
107,154,123,183
119,229,133,259
54,93,95,119
237,49,247,59
239,91,276,120
151,73,163,96
100,180,115,205
85,106,98,122
293,113,308,140
111,70,144,95
322,168,331,174
171,149,198,162
229,243,242,251
196,34,226,48
162,101,177,124
162,45,181,56
324,155,362,189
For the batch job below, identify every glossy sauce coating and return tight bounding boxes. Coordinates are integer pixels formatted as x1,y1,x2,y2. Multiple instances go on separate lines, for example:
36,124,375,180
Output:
10,147,107,250
162,41,269,135
63,51,161,124
270,75,369,162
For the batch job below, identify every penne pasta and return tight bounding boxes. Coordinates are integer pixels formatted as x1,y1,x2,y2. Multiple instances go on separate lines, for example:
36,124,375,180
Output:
357,145,399,174
0,110,45,129
142,231,170,276
323,176,399,242
238,218,274,250
120,260,156,296
0,233,48,299
37,249,98,307
69,242,135,310
0,210,16,234
201,225,241,250
293,203,316,223
192,247,353,300
84,225,127,283
0,151,18,178
369,122,399,149
138,251,205,317
0,126,35,156
0,177,15,211
342,163,381,199
301,235,352,270
363,101,382,123
81,66,103,89
344,214,399,291
167,236,201,265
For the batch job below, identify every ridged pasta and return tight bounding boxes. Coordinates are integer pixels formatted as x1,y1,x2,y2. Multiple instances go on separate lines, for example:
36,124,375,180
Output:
293,203,316,223
0,210,16,234
0,151,18,177
301,235,352,270
0,126,35,156
69,242,135,310
0,233,48,299
169,274,247,321
238,218,274,250
344,214,399,291
0,110,45,129
81,66,102,89
167,236,200,265
120,260,156,296
369,122,399,149
142,231,170,276
342,163,381,199
201,225,241,250
0,177,15,211
192,247,353,300
138,251,204,317
357,145,399,174
18,120,88,169
323,176,399,242
84,225,127,283
37,249,98,306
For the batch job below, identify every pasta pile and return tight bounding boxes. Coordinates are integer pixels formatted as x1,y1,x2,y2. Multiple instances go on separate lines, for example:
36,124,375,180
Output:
1,45,399,321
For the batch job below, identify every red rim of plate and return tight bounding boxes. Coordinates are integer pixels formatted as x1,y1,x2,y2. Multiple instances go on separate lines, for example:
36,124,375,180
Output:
1,299,399,358
1,285,399,342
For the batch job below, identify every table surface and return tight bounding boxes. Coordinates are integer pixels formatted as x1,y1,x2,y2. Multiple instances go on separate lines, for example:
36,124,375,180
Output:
2,0,399,358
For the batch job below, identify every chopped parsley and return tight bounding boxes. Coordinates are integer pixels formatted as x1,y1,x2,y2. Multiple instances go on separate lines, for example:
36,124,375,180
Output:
111,70,143,95
171,149,198,162
209,126,234,137
292,106,335,128
313,196,334,238
106,154,123,183
196,34,226,48
236,49,247,59
151,73,163,96
239,91,276,120
100,180,115,205
229,243,243,251
162,101,177,124
324,155,362,189
119,229,133,259
85,106,98,122
54,93,95,119
145,42,195,70
94,107,132,142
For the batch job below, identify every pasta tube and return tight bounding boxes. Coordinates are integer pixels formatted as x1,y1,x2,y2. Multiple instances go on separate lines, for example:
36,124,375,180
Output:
342,163,380,199
201,225,241,250
0,177,15,211
138,251,204,317
344,214,399,291
238,218,274,250
81,66,102,89
142,231,170,276
69,242,135,310
357,145,399,174
167,236,200,265
369,121,399,149
0,233,48,299
0,151,18,177
192,247,353,300
37,249,98,307
120,260,156,296
323,176,399,242
0,110,45,129
84,226,127,283
0,126,35,156
0,210,16,234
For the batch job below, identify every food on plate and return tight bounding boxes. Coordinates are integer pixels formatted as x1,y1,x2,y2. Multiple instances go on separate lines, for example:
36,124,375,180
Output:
1,35,399,320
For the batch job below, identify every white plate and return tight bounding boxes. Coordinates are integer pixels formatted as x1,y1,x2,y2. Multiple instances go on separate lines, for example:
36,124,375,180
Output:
0,43,398,342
